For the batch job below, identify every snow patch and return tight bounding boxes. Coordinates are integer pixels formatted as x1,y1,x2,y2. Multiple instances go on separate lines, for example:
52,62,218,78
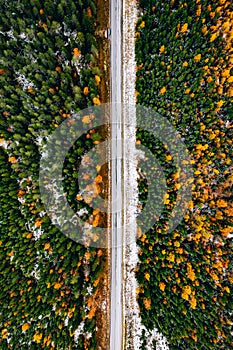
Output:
15,73,36,90
123,1,169,349
0,138,10,150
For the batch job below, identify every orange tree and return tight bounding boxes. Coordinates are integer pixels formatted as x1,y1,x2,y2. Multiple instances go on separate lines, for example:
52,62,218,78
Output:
136,0,232,349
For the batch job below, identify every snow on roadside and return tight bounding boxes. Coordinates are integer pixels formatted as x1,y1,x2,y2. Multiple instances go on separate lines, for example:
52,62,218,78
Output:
122,1,169,349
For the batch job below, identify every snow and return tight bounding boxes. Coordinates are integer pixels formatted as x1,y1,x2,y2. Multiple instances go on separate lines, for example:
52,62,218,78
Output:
73,282,94,344
74,320,85,342
0,138,10,149
15,73,36,90
122,1,169,349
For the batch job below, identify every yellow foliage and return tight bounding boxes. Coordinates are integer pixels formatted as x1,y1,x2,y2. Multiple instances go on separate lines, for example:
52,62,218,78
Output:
159,282,166,291
181,285,192,300
194,54,201,62
95,75,101,85
190,294,197,309
210,32,218,42
8,156,17,164
227,87,233,97
2,328,8,339
139,21,145,29
35,218,42,227
166,252,175,263
93,277,100,287
43,335,51,346
88,307,97,319
202,26,208,35
187,263,196,281
95,175,102,183
28,86,35,94
143,297,151,310
73,48,81,56
33,332,43,343
85,251,91,260
44,243,50,250
85,195,93,204
196,5,201,16
83,86,89,95
159,45,165,54
54,283,62,290
22,323,30,332
216,100,224,107
217,199,227,208
17,189,24,198
160,86,166,94
222,69,231,78
82,115,92,124
221,226,233,237
166,154,172,161
93,97,101,105
97,249,103,257
181,23,188,33
164,193,170,204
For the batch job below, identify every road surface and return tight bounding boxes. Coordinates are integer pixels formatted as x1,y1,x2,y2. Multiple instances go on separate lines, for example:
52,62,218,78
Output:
110,0,123,349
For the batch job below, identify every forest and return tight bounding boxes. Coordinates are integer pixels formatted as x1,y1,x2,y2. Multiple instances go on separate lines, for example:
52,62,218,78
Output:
136,0,232,349
0,0,232,349
0,0,105,348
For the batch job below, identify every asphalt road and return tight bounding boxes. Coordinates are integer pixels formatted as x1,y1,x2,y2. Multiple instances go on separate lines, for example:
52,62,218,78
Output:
110,0,123,349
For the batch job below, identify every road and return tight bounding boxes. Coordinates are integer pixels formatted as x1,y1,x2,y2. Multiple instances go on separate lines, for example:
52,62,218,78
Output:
110,0,123,349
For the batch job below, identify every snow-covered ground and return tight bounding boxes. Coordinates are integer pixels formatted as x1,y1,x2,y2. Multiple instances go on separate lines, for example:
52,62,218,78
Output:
122,1,169,349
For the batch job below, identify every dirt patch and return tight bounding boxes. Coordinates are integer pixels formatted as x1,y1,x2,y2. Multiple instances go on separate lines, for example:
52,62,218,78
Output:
93,253,110,350
95,0,110,104
93,1,110,349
